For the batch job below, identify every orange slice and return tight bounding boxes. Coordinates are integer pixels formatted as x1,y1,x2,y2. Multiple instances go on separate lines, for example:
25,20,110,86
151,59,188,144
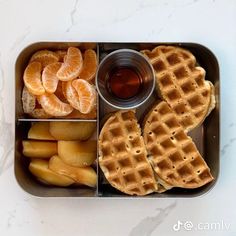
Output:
57,47,83,81
55,50,67,62
54,81,68,103
64,106,97,119
72,79,96,114
38,93,73,117
30,108,53,119
61,81,67,99
22,86,36,113
42,62,62,94
23,62,45,96
30,50,59,68
64,80,81,110
79,49,97,81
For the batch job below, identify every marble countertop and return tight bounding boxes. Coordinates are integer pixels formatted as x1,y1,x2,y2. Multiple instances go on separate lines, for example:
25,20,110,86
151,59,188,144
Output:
0,0,236,235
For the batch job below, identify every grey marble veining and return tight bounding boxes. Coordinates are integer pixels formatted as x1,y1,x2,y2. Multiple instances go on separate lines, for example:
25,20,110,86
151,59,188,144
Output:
7,209,16,229
221,138,236,156
66,0,79,32
221,122,236,157
0,52,14,176
98,0,201,28
129,201,177,236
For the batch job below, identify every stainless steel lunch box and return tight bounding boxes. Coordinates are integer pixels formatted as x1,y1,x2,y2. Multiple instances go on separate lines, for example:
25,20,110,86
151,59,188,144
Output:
15,42,220,198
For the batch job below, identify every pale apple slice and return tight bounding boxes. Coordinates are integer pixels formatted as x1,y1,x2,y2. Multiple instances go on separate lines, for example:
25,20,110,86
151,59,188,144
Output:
22,140,57,158
28,122,55,140
49,155,97,187
29,159,74,186
49,121,96,141
58,140,97,167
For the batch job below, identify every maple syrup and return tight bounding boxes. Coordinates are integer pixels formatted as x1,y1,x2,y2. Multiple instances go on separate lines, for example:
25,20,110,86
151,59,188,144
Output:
107,67,142,99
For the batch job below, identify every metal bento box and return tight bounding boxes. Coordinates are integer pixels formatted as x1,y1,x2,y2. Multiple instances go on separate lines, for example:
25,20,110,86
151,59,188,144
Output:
14,42,220,197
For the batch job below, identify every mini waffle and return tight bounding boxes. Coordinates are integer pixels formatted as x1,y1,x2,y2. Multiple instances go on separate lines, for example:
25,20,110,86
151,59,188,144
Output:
143,101,214,188
141,45,215,132
99,110,157,196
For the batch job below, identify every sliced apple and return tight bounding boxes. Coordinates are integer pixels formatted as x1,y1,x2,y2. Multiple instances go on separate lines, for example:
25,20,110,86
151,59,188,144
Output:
49,155,97,187
49,121,96,140
22,140,57,158
28,122,55,140
58,140,97,167
29,159,74,186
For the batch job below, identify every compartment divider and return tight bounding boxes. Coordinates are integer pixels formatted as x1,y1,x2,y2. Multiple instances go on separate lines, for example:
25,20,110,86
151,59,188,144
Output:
18,118,97,122
96,43,102,197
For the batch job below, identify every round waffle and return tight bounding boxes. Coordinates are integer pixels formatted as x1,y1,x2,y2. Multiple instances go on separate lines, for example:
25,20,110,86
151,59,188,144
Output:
141,45,215,132
143,101,214,189
99,110,157,196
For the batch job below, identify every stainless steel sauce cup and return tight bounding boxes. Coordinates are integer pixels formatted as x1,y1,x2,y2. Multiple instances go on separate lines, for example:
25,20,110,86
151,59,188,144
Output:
96,49,155,109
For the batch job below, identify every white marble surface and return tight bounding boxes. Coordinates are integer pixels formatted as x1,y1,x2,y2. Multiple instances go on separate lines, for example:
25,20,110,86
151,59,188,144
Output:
0,0,236,235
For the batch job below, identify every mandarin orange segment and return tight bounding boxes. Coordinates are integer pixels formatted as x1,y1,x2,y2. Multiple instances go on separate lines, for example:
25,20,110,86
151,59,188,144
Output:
57,47,83,81
22,86,36,113
72,79,96,114
54,81,68,103
64,106,97,119
64,80,81,110
55,50,67,62
30,50,59,68
61,81,68,99
30,108,53,119
79,49,97,81
64,55,67,62
42,62,62,94
23,62,45,96
38,93,73,117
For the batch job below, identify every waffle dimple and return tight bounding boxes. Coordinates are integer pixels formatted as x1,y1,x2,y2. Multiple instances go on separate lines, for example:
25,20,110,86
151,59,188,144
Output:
98,110,158,196
141,45,215,132
143,101,214,188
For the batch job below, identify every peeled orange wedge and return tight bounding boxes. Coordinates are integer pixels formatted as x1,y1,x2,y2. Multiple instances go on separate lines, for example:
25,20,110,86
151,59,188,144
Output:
30,108,52,119
61,81,67,99
79,49,97,81
23,62,45,96
57,47,83,81
54,81,68,103
42,62,62,94
72,79,96,114
38,93,73,117
64,107,97,119
55,50,67,62
30,50,59,68
64,80,81,110
22,86,36,113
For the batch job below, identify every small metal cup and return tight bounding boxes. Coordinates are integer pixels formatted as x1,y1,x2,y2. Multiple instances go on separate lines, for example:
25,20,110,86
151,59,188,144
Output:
96,49,155,109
